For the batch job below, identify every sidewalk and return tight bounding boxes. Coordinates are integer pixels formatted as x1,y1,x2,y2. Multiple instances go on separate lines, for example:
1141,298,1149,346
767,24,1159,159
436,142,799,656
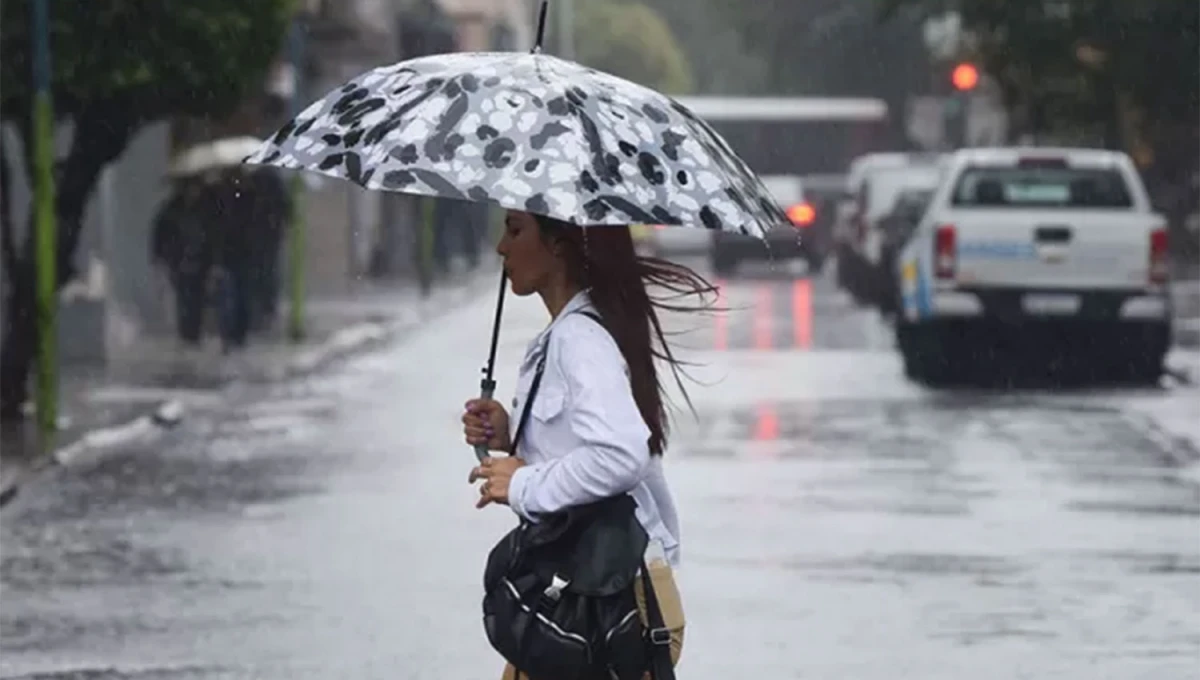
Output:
0,264,499,506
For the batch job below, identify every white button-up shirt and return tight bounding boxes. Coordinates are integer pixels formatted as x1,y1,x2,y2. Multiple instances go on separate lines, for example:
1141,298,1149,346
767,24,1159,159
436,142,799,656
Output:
506,291,682,567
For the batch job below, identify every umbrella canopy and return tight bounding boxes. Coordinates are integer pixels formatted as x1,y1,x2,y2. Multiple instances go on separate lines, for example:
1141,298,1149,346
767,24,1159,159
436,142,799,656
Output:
244,52,788,236
170,136,264,177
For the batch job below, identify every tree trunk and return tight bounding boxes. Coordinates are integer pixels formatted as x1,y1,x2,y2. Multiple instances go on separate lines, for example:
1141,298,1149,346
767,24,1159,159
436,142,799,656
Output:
0,139,33,421
0,272,36,421
0,102,138,421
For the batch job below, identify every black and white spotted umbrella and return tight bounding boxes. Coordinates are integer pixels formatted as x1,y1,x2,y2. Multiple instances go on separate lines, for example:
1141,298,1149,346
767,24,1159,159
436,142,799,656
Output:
245,1,788,460
244,48,786,235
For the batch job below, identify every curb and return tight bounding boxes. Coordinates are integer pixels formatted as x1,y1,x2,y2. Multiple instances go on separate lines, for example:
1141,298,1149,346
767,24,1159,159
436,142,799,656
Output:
0,270,498,510
0,399,185,509
268,268,498,380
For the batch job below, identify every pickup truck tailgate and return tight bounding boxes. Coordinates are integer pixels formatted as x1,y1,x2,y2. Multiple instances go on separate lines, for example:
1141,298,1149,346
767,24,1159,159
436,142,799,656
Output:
950,209,1159,290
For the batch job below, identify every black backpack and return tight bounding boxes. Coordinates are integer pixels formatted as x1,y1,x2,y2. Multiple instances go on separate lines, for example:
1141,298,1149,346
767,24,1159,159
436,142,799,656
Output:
482,313,676,680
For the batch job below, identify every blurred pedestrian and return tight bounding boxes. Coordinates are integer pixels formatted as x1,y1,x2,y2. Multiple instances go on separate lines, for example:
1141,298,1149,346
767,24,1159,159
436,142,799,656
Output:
211,169,256,350
246,168,290,331
151,177,215,345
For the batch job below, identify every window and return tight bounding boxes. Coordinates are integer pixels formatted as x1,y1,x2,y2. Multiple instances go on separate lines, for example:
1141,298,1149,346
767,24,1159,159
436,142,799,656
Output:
951,166,1134,209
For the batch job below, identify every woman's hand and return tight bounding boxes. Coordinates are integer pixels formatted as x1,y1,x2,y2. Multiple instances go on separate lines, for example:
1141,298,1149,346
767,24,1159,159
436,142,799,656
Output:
462,399,512,452
468,456,526,509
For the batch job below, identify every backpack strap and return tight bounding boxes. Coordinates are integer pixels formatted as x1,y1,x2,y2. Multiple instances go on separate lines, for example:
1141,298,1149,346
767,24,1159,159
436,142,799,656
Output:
507,350,547,457
508,309,598,456
640,560,676,680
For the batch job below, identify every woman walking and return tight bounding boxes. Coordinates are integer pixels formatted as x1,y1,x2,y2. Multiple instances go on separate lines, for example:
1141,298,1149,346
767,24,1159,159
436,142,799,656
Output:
463,209,716,678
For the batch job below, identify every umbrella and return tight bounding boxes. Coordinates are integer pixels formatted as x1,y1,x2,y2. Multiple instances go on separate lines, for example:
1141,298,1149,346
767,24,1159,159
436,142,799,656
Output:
170,136,265,177
244,1,789,460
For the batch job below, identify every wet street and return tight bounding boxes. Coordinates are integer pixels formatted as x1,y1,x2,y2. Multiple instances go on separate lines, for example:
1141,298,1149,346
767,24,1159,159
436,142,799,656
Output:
2,262,1199,679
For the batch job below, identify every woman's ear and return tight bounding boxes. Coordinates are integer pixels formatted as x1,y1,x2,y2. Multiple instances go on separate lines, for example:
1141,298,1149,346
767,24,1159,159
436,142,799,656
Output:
549,235,566,258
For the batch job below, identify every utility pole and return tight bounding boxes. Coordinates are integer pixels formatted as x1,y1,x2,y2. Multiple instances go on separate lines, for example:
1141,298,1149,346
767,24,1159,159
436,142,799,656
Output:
31,0,58,439
286,16,308,342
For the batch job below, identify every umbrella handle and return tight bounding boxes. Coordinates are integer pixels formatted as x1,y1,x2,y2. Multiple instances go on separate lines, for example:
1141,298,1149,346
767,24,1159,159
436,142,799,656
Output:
474,378,496,462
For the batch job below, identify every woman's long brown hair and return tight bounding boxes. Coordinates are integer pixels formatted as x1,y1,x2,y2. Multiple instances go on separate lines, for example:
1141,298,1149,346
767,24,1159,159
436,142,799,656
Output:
535,216,718,456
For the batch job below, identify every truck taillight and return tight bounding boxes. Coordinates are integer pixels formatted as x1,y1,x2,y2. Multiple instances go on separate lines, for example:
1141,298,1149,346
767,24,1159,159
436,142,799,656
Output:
1149,228,1169,284
934,224,956,279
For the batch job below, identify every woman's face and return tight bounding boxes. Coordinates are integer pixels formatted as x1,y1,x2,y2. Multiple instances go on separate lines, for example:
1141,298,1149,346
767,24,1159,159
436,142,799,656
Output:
497,210,562,296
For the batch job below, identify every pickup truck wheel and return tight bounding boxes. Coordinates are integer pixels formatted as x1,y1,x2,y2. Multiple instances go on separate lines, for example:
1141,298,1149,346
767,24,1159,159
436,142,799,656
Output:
904,324,959,386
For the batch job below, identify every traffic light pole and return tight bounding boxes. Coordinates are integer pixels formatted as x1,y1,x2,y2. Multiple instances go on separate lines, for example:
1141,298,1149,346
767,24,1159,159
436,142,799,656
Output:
31,0,58,440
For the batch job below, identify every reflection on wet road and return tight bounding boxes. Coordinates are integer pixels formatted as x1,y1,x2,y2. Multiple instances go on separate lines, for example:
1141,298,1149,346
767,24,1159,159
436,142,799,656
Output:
2,264,1198,679
684,274,893,353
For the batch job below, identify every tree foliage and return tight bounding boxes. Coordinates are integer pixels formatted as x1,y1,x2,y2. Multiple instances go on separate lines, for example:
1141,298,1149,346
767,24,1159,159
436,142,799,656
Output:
0,0,294,419
1,1,294,124
638,0,768,95
646,0,930,147
880,0,1199,166
573,0,695,95
691,0,931,97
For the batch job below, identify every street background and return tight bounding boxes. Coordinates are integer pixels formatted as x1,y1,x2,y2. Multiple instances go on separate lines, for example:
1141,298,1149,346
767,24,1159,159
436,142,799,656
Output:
1,0,1198,678
2,261,1198,679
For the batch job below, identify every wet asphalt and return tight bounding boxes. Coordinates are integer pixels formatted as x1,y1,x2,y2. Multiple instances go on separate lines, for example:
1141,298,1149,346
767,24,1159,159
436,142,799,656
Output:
2,259,1198,679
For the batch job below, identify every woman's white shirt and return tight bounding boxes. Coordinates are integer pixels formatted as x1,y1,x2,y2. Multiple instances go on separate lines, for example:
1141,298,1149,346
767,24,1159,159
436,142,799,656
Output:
506,292,682,567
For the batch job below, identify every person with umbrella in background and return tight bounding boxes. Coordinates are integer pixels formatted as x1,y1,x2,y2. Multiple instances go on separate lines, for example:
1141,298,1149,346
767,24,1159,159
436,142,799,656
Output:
244,3,788,676
151,175,217,345
211,167,259,351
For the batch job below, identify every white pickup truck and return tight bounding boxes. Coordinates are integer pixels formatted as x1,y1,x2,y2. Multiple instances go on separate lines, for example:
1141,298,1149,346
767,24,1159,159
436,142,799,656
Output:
895,147,1172,384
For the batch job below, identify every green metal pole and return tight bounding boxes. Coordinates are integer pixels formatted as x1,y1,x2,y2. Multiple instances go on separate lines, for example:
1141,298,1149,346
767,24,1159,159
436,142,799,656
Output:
417,198,434,296
31,0,58,439
286,18,306,342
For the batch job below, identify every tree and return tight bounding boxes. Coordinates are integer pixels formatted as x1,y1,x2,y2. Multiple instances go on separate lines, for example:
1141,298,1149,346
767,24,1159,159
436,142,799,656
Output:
573,0,695,95
879,0,1199,157
671,0,932,146
0,0,295,420
640,0,769,95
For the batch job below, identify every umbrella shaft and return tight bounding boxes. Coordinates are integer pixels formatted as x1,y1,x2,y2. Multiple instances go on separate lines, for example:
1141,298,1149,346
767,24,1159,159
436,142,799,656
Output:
475,380,496,462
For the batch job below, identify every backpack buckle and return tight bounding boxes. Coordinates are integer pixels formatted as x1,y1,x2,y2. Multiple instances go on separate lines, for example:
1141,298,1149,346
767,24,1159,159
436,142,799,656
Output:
541,574,570,603
647,627,671,646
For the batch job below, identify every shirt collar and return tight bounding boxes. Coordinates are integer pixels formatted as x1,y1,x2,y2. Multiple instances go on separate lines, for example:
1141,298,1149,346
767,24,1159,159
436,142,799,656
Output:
522,289,595,371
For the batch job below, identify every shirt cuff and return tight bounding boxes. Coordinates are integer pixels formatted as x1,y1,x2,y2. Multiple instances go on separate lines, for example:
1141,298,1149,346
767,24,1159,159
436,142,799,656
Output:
507,463,539,523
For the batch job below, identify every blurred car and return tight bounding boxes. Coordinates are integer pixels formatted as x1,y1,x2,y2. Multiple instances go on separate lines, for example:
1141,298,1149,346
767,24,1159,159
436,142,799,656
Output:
895,147,1171,384
632,223,715,258
709,175,824,276
856,166,944,309
834,152,943,298
871,187,934,314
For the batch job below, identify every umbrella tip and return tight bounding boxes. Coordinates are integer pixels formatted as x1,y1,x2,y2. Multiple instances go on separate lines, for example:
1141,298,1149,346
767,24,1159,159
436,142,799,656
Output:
533,0,549,53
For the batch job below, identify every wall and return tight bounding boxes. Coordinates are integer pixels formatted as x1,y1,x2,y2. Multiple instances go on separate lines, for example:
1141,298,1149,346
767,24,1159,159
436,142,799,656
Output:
0,122,169,365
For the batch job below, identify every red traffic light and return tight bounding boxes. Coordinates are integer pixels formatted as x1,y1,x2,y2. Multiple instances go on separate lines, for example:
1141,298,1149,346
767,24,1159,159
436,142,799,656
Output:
952,63,979,91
